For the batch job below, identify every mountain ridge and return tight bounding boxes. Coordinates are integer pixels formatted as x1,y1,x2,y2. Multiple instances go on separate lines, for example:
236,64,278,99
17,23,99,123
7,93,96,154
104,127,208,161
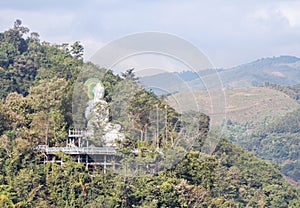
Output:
140,55,300,94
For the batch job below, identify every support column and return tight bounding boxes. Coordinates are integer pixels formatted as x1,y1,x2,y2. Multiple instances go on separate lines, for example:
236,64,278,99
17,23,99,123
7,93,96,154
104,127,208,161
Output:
113,156,115,170
85,155,88,171
104,154,107,174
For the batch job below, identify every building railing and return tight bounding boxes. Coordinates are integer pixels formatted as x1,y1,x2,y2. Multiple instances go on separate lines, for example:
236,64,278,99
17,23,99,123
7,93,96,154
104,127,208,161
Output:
68,129,85,137
35,145,116,155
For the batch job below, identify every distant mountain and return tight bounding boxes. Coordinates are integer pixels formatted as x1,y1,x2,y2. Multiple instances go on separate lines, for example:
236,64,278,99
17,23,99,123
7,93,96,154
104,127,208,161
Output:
220,55,300,88
140,56,300,94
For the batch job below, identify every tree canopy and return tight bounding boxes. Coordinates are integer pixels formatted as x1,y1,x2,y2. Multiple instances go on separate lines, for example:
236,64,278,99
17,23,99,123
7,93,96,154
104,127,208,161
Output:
0,20,300,207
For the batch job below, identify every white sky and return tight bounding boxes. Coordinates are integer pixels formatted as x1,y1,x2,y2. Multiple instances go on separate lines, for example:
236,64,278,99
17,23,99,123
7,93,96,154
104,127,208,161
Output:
1,0,300,68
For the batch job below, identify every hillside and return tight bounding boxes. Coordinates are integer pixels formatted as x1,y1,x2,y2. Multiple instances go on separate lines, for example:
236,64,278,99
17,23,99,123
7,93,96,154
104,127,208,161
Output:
140,55,300,94
220,56,300,88
1,21,300,207
168,87,300,123
168,86,300,184
225,108,300,185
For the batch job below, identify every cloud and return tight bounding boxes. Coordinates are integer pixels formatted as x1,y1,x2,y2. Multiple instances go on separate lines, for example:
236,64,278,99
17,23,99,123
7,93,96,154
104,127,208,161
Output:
0,9,75,40
81,38,105,60
279,2,300,28
1,0,300,68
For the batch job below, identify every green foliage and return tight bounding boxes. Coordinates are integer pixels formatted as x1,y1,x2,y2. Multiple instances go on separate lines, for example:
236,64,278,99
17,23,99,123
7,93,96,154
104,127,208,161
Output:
28,78,68,146
0,20,83,99
70,41,84,59
226,107,300,184
1,133,300,207
0,21,300,207
173,151,218,191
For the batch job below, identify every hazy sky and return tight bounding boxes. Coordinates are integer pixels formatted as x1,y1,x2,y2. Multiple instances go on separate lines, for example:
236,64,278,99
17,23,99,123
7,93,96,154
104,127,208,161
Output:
1,0,300,68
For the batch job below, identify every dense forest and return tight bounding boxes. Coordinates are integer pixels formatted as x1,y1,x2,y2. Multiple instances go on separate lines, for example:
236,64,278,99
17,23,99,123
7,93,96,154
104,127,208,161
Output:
1,20,300,207
226,97,300,185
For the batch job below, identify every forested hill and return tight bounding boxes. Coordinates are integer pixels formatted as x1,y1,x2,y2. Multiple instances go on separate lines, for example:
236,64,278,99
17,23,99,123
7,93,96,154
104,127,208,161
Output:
226,105,300,185
0,19,84,99
1,20,300,207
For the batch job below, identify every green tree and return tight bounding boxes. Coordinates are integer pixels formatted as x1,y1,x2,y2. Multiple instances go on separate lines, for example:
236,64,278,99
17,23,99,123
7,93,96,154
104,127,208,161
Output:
121,68,138,82
2,19,28,54
28,78,67,145
71,41,84,59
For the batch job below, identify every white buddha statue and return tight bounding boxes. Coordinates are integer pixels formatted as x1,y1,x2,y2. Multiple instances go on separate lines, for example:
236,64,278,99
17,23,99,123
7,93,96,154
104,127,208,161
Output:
93,83,104,102
85,80,124,146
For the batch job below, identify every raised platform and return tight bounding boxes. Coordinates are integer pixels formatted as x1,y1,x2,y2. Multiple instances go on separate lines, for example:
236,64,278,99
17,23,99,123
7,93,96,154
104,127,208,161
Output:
35,145,116,155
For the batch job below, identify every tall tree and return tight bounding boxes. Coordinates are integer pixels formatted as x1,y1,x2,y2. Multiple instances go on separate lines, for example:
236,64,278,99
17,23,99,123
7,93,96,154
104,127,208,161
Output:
3,19,29,54
28,78,67,145
71,41,84,59
121,68,138,81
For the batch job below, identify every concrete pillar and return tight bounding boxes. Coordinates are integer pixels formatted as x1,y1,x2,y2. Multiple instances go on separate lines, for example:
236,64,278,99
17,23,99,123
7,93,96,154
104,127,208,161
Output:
104,154,107,174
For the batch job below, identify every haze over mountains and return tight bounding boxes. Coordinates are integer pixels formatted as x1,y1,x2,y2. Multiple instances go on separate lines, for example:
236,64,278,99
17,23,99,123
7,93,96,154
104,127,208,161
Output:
140,55,300,94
